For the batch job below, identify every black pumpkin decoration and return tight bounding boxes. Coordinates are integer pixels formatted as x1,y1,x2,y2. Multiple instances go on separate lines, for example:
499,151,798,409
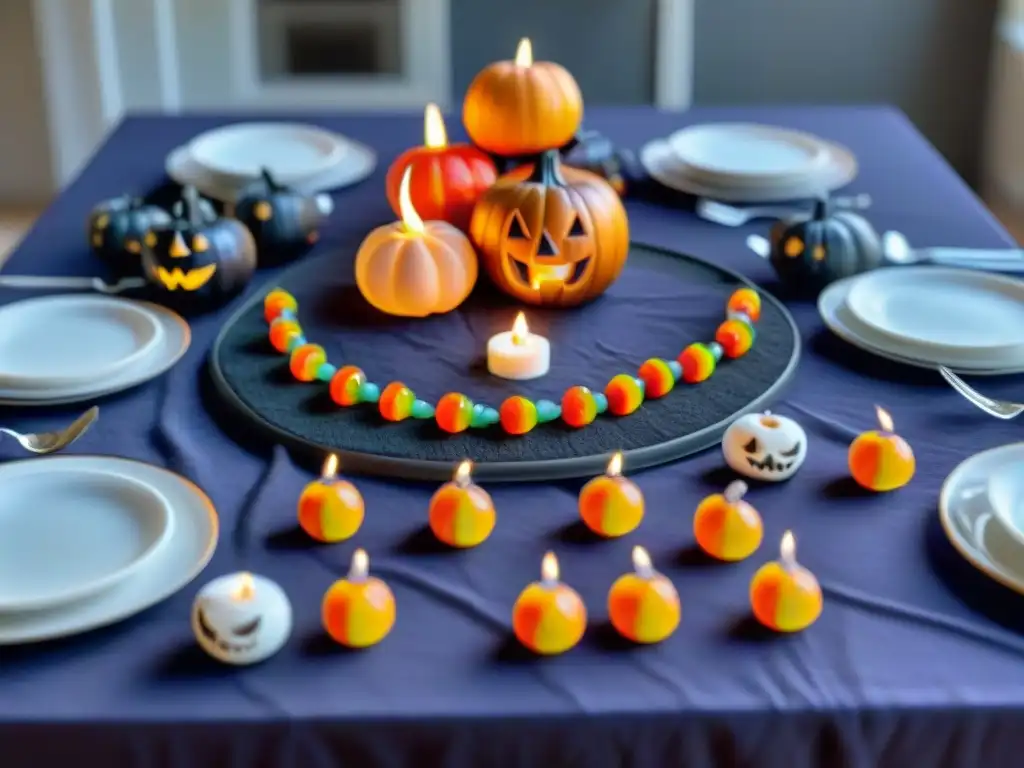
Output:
234,168,333,265
141,186,256,307
768,197,882,294
88,195,172,276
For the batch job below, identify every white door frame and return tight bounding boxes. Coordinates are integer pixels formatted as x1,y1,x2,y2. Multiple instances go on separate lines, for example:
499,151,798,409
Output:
33,0,693,190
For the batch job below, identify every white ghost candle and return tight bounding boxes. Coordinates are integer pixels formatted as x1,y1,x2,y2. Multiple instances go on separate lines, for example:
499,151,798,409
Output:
191,572,292,665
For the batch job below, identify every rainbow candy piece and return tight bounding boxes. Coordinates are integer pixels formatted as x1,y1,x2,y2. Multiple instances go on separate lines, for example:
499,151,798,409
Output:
290,343,327,382
637,358,678,399
322,576,396,648
561,386,607,428
578,472,645,538
435,393,475,434
499,396,538,435
329,365,366,407
428,481,496,548
512,582,587,655
693,480,763,561
715,319,755,359
297,478,365,543
608,568,680,644
727,288,761,323
678,342,718,383
379,382,415,421
269,317,303,354
605,374,645,416
264,289,297,323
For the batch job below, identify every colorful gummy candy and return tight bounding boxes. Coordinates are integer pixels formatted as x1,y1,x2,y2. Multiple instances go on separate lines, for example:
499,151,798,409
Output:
605,374,644,416
264,289,297,323
435,393,475,434
562,386,598,428
715,319,755,359
290,343,326,382
269,317,303,354
678,342,718,383
329,365,366,407
727,288,761,323
379,382,416,422
637,358,678,399
500,396,538,435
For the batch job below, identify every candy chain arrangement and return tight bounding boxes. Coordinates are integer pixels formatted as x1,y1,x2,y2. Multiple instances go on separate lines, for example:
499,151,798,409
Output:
262,286,763,435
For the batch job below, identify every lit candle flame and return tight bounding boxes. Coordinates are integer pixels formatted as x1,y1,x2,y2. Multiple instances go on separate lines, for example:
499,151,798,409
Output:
541,551,559,583
780,530,797,569
607,451,623,477
454,459,473,487
632,545,653,577
349,548,369,581
398,166,425,234
511,312,529,345
514,37,533,67
322,453,339,479
875,405,894,433
423,103,447,149
232,572,255,601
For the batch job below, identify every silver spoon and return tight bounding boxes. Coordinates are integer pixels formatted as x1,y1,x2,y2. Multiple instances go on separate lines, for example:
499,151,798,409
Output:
938,367,1024,420
697,194,872,227
0,406,99,454
0,276,147,294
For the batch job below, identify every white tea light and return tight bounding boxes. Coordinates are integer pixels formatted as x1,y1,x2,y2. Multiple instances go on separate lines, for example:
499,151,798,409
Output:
191,572,292,665
487,312,550,380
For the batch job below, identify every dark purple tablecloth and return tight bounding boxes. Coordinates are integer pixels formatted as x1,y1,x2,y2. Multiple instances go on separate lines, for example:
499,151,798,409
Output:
2,106,1024,768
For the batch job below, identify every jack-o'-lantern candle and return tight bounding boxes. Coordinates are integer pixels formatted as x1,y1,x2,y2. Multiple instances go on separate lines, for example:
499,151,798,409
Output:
513,551,587,655
749,531,822,633
428,460,496,548
608,546,680,644
693,480,763,561
578,452,644,538
463,38,583,157
297,454,364,543
848,406,915,492
322,549,396,648
386,104,497,232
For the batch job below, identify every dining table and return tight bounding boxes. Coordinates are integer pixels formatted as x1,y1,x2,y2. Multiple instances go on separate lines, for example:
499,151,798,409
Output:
2,105,1024,768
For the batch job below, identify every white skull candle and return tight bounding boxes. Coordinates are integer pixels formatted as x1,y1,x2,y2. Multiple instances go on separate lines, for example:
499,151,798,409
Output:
722,411,807,482
191,572,292,665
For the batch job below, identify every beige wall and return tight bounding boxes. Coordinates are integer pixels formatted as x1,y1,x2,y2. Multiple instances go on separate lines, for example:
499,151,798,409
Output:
0,0,53,204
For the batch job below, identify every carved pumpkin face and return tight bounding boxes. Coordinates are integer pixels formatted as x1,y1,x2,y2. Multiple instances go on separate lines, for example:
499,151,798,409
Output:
87,195,171,276
470,151,629,307
722,412,807,482
234,169,333,266
191,574,292,666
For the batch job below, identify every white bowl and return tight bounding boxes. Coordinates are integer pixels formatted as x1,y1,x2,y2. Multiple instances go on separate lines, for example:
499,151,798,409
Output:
987,464,1024,550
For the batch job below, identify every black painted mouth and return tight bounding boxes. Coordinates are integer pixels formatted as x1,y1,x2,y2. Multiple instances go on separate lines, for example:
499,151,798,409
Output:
509,256,590,288
196,608,260,654
746,454,794,473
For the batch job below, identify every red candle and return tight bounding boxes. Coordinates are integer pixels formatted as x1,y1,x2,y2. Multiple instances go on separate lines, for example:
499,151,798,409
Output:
385,104,497,232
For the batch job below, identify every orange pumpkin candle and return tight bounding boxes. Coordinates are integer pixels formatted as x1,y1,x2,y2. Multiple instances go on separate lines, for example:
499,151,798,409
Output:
749,531,822,633
512,552,587,655
322,549,396,648
297,454,364,543
848,405,915,492
608,546,680,644
579,452,644,538
693,480,763,561
428,460,496,548
386,104,497,232
463,38,583,157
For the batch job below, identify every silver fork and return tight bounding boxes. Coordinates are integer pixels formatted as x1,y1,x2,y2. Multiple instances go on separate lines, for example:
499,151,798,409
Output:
938,366,1024,419
0,406,99,453
0,276,147,295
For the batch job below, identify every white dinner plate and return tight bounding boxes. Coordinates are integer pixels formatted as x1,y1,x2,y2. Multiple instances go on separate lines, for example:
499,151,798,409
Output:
640,138,858,203
0,456,218,645
940,443,1024,597
818,276,1024,375
0,300,190,405
0,469,173,612
846,268,1024,361
667,123,830,185
987,463,1024,550
0,295,162,390
189,123,345,186
166,137,377,203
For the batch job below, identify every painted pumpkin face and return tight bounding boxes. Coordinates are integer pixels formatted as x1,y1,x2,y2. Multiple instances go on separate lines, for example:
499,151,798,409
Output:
234,169,333,265
87,195,171,276
191,574,292,666
722,412,807,482
470,151,629,307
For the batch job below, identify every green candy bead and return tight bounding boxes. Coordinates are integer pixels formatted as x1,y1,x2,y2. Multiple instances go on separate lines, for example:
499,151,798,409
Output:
358,381,380,403
594,393,608,414
470,408,492,428
536,399,561,423
411,399,435,419
286,336,306,353
482,407,499,425
316,363,337,382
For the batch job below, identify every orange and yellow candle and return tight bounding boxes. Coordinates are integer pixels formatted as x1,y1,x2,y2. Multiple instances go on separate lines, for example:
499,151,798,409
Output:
608,546,680,644
512,552,587,655
693,480,763,561
749,531,822,633
428,460,496,547
297,454,364,543
322,548,396,648
578,452,644,538
848,405,915,492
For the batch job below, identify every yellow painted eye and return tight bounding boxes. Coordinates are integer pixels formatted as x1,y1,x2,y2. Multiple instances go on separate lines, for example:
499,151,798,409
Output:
192,234,210,252
812,244,827,262
95,214,109,229
144,231,158,248
254,201,273,221
784,237,804,258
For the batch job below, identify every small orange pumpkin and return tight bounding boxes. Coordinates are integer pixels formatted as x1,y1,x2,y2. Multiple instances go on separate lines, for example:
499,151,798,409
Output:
469,150,629,307
462,38,583,157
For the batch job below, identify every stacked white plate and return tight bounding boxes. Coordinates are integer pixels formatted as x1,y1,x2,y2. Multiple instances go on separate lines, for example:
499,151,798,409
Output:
640,123,858,202
818,267,1024,375
0,455,218,644
167,122,377,203
0,295,190,405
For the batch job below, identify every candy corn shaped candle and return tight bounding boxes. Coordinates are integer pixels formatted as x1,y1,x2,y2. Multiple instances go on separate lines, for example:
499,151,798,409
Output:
608,546,680,644
428,460,496,548
322,549,396,648
297,454,364,543
749,531,822,633
848,406,915,492
578,452,644,537
512,552,587,655
693,480,763,561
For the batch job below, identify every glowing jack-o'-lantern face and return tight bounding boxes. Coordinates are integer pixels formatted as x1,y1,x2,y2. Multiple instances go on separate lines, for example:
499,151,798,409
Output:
722,412,807,482
470,150,630,308
191,573,292,666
